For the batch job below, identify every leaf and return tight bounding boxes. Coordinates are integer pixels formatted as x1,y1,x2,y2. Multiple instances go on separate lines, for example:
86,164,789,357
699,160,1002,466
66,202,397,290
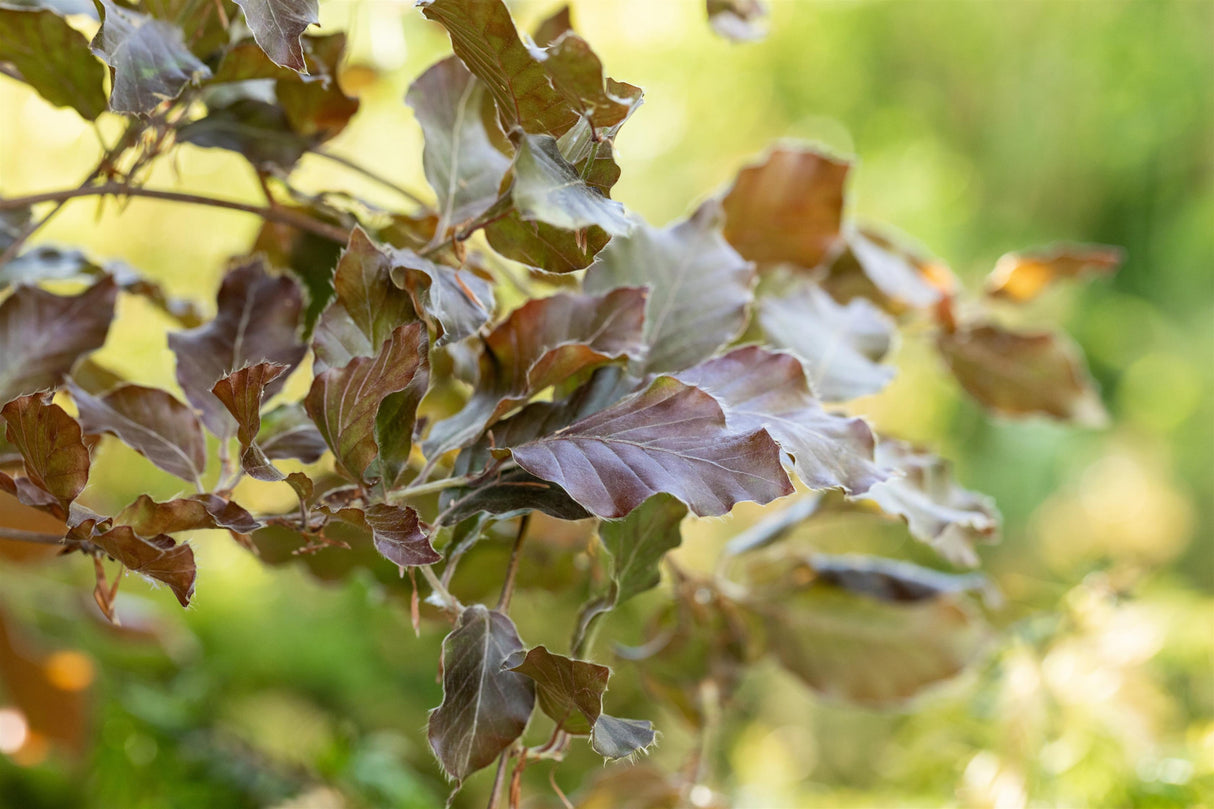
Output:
484,212,610,273
511,376,793,519
418,0,578,137
507,645,608,734
985,244,1124,303
407,56,513,233
721,144,850,268
69,382,207,485
859,439,999,568
1,395,89,514
257,402,327,463
937,323,1107,425
332,504,440,571
532,5,570,47
275,33,359,141
584,204,754,374
599,493,686,608
313,227,420,372
590,714,656,760
177,98,313,170
707,0,769,42
802,553,989,603
509,131,632,237
0,277,117,405
541,32,642,131
232,0,318,72
428,604,535,783
115,493,261,537
823,227,952,312
0,6,108,120
168,260,306,438
757,282,896,402
90,0,211,115
304,322,429,483
423,287,647,456
89,525,196,607
675,346,885,495
210,362,289,482
388,248,495,346
438,467,589,524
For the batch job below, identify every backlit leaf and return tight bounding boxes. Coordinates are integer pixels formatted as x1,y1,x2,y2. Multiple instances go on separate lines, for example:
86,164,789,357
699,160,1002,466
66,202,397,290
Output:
211,363,289,482
169,260,306,438
585,203,754,374
721,145,850,269
89,525,196,607
599,493,686,608
675,346,885,494
90,0,211,115
69,382,207,486
937,323,1107,425
985,243,1124,302
512,376,792,519
707,0,769,42
757,282,895,402
590,714,656,760
428,604,535,783
0,277,117,405
232,0,318,72
823,227,952,312
508,645,608,734
542,32,641,131
509,131,632,237
1,395,89,514
0,6,107,120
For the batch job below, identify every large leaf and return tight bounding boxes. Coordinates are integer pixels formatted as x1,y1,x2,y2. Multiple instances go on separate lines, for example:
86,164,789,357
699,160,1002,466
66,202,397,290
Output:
937,323,1107,425
423,287,647,456
407,56,512,233
0,6,107,120
721,145,850,269
675,346,884,495
428,604,535,783
509,132,631,237
985,243,1124,302
330,504,440,572
707,0,769,42
757,282,895,402
859,439,999,568
168,260,306,438
210,363,288,481
0,277,117,405
304,322,429,483
418,0,578,137
388,248,495,346
89,525,196,607
90,0,211,115
585,204,754,374
507,645,608,735
512,376,792,519
232,0,318,72
1,395,89,514
69,382,207,486
598,493,686,608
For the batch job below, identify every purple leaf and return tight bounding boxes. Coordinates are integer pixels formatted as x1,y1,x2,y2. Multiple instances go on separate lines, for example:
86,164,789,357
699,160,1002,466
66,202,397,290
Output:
332,503,440,572
257,403,327,463
89,525,196,607
508,645,608,735
115,493,261,538
232,0,319,73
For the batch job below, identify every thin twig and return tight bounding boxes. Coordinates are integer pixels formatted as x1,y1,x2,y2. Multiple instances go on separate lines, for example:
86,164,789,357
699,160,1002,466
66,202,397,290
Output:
0,183,350,243
314,150,431,208
485,749,511,809
0,529,72,546
496,514,530,613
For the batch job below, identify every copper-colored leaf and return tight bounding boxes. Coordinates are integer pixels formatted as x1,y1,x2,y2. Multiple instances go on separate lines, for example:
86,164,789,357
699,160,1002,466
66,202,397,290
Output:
0,6,108,120
115,493,260,538
707,0,769,42
542,32,642,132
937,323,1107,425
1,395,89,515
508,645,608,735
823,227,952,312
721,145,850,269
512,376,793,519
89,526,196,607
211,362,288,481
985,243,1124,303
232,0,318,73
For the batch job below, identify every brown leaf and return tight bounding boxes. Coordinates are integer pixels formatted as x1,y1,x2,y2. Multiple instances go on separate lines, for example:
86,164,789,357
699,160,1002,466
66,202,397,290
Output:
822,227,954,312
115,493,261,538
211,362,289,481
332,503,440,571
985,243,1124,302
508,645,607,734
89,526,196,607
388,247,496,346
1,395,90,515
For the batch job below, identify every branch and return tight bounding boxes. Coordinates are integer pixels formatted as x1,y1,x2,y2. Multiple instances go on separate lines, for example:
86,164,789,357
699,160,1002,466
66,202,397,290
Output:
0,528,73,546
314,150,432,208
496,514,530,612
0,183,351,244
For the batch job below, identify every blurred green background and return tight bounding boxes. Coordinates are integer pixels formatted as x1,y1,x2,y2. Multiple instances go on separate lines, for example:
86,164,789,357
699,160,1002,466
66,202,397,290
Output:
1,0,1211,806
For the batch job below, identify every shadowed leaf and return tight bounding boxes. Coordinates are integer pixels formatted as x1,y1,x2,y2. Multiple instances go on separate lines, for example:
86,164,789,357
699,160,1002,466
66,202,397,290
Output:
586,204,754,374
722,145,850,268
512,376,792,519
758,282,895,402
438,468,589,524
177,98,312,170
748,551,988,604
275,33,359,141
257,402,327,463
89,526,195,607
211,362,289,482
599,493,686,608
985,243,1124,302
428,604,535,783
0,277,117,404
675,346,885,494
937,323,1107,425
90,0,211,115
69,382,207,485
1,396,89,514
169,260,306,438
508,645,608,735
0,6,107,120
332,504,439,571
232,0,318,72
707,0,768,42
388,248,495,346
590,714,656,760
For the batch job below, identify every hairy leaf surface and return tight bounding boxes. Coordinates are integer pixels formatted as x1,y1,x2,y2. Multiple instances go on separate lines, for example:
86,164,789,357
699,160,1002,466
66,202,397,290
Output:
89,525,196,607
590,714,656,760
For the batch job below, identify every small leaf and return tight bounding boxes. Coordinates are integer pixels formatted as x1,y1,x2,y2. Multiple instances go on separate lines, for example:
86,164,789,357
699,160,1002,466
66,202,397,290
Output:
599,493,686,608
169,260,306,438
305,322,429,483
1,395,89,515
333,504,440,571
428,604,535,783
438,468,590,524
707,0,769,42
388,248,495,346
585,204,754,373
985,243,1124,302
511,376,793,519
257,402,327,463
507,645,608,735
859,439,999,568
0,277,117,404
90,0,211,115
937,323,1107,425
758,282,895,402
89,525,196,607
0,6,107,120
210,362,289,482
232,0,318,72
69,382,207,485
675,346,885,494
590,714,656,760
721,144,850,269
509,131,632,237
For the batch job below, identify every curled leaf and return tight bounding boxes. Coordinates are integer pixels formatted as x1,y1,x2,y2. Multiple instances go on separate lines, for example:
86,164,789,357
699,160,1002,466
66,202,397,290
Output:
985,243,1124,302
1,395,90,515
